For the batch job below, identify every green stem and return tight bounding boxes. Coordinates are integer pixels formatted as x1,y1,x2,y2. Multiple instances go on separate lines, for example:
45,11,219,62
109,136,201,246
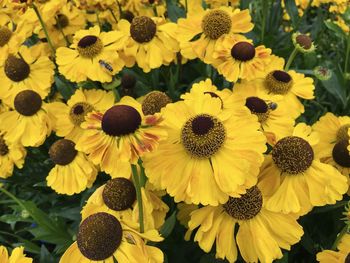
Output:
131,164,144,233
0,187,27,212
185,0,188,13
332,225,348,250
55,16,70,46
96,11,101,27
345,34,350,75
116,0,123,17
261,0,268,42
109,8,118,24
31,3,55,57
153,5,158,17
285,47,299,71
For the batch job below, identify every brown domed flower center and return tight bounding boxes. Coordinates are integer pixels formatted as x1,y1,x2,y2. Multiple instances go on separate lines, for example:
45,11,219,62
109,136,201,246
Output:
102,105,141,136
181,114,226,158
231,42,256,61
77,212,122,261
121,11,135,23
245,96,269,123
69,102,95,126
204,92,224,108
14,90,42,116
4,55,30,82
0,26,12,47
345,253,350,263
296,34,312,49
121,74,137,90
265,70,293,95
332,139,350,168
130,16,157,43
102,178,136,211
223,186,263,220
0,136,9,156
49,139,77,165
201,10,232,40
77,35,103,58
336,124,350,142
55,14,69,29
272,136,314,174
142,91,172,115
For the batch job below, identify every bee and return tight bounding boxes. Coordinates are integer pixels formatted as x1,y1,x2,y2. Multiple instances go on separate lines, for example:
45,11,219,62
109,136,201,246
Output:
267,101,278,111
99,60,113,72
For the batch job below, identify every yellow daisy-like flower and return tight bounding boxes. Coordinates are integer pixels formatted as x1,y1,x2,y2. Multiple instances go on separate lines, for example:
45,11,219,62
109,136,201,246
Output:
186,185,303,263
48,88,115,143
259,123,348,216
0,245,32,263
81,177,169,232
47,139,97,195
114,16,179,72
122,0,167,17
205,0,240,8
317,233,350,262
56,26,125,83
0,90,52,147
212,35,272,82
0,131,26,179
0,45,55,106
176,6,253,62
76,96,166,178
60,212,164,263
143,93,266,206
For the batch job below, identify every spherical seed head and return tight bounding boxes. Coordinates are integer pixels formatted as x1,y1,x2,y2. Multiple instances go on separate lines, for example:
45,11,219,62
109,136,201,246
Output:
69,102,95,126
181,114,226,158
223,186,263,220
130,16,157,43
336,124,350,142
332,139,350,168
14,90,42,116
245,97,269,123
77,35,103,58
296,34,312,50
265,70,293,95
142,91,172,115
0,26,12,47
121,11,135,23
49,139,77,165
201,10,232,40
5,55,30,82
55,14,69,28
101,105,141,136
102,178,136,211
272,136,314,174
77,212,122,261
0,136,9,156
231,42,256,61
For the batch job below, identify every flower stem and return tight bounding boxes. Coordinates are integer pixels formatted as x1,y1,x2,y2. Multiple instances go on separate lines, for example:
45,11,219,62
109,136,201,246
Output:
116,0,123,17
344,34,350,76
0,186,27,212
285,47,299,71
185,0,188,13
332,225,348,250
131,164,144,233
31,3,55,57
55,16,70,46
109,8,118,24
96,11,102,27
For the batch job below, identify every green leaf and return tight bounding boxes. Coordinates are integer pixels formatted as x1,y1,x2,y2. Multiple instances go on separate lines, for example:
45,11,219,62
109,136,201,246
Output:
54,75,75,100
39,245,56,263
284,0,299,27
102,77,121,90
200,254,226,263
166,0,185,22
324,21,346,40
320,70,347,108
160,211,177,238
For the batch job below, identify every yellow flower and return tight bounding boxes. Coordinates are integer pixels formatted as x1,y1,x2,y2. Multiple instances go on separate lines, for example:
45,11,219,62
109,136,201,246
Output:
186,185,303,263
143,93,266,205
317,234,350,262
122,0,167,17
56,26,125,83
205,0,240,8
0,90,52,147
48,88,115,143
0,246,32,263
0,45,55,106
114,16,179,72
259,123,348,216
47,139,97,195
76,96,166,178
177,6,253,62
59,212,164,263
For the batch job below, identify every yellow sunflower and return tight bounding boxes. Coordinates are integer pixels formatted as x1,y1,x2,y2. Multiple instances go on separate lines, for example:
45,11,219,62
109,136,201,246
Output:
81,177,169,232
48,88,115,143
317,233,350,263
113,16,179,72
76,96,166,178
176,6,253,62
0,90,52,147
0,131,26,179
143,93,266,206
186,185,303,263
122,0,167,17
0,246,32,263
0,45,55,106
56,26,125,83
60,212,164,263
47,139,97,195
259,123,348,216
212,35,272,82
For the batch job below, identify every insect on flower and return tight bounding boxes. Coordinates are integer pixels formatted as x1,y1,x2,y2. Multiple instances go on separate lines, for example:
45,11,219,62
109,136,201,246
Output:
267,101,278,111
99,60,113,73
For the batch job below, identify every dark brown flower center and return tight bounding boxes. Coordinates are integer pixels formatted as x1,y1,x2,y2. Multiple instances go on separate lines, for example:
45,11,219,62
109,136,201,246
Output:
130,16,157,43
265,70,293,95
272,136,314,174
223,186,263,220
201,10,232,40
14,90,42,116
336,124,350,142
181,114,226,158
0,26,12,47
102,178,136,211
102,105,141,136
121,74,137,90
77,212,122,261
55,14,69,29
121,10,135,23
296,34,312,50
0,136,9,156
332,139,350,168
345,253,350,263
142,91,172,115
77,35,103,58
4,55,30,82
245,96,270,123
231,42,256,61
69,102,94,126
49,139,77,165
